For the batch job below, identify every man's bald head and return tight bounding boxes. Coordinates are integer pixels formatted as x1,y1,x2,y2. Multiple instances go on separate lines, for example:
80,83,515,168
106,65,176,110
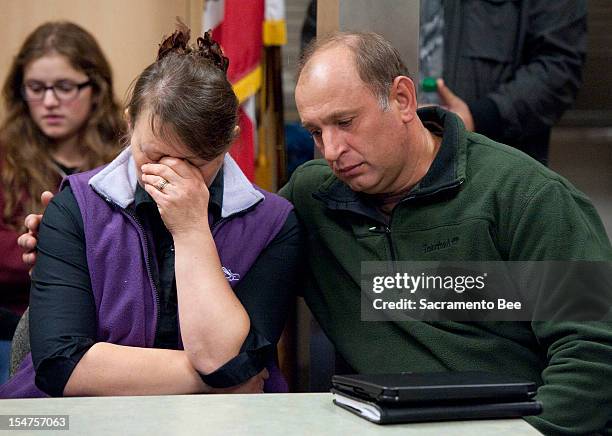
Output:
297,32,410,110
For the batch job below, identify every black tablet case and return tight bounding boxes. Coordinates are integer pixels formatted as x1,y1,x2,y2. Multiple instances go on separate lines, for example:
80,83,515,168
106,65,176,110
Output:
331,372,542,425
332,371,536,402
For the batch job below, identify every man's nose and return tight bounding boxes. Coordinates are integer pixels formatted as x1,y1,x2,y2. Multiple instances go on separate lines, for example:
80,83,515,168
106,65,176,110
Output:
321,129,345,161
42,88,60,107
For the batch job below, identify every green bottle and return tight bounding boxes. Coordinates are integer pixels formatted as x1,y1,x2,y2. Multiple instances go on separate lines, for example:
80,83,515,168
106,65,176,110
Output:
420,76,439,105
422,76,438,93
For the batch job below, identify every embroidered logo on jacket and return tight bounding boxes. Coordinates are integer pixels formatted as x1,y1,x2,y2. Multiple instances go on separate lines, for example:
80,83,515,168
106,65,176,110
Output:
422,237,460,253
222,266,240,282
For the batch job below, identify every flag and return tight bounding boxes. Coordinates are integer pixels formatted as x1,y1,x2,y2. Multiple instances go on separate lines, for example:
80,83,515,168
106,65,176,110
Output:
263,0,287,47
203,0,287,187
256,0,288,190
203,0,265,181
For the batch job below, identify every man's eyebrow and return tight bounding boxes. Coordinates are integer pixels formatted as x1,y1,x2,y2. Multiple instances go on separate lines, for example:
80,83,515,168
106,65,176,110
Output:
301,111,356,129
327,110,354,120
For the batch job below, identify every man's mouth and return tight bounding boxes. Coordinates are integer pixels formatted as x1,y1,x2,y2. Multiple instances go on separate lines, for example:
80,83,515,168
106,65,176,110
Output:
336,162,364,176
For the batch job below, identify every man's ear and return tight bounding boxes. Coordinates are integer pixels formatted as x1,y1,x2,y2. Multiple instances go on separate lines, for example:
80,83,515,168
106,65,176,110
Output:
233,124,241,138
390,76,417,123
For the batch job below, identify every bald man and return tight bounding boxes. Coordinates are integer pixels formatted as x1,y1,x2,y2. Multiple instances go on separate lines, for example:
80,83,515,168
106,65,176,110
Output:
279,32,612,434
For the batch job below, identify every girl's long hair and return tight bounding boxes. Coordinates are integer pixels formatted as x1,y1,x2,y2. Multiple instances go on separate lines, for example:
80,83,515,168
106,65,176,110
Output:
0,21,125,229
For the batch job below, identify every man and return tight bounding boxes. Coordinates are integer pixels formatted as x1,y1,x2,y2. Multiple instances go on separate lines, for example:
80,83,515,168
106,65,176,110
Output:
18,32,611,434
279,32,611,434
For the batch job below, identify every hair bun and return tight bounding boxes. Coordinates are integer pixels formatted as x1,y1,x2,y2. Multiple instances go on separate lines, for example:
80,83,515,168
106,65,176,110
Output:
195,31,229,74
157,20,229,74
157,19,191,61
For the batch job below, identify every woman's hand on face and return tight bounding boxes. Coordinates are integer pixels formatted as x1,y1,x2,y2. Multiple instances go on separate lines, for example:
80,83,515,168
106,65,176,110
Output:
141,157,211,236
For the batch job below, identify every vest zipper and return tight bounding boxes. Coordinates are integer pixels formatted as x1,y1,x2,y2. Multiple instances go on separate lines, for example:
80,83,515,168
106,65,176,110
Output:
124,208,161,347
89,186,162,346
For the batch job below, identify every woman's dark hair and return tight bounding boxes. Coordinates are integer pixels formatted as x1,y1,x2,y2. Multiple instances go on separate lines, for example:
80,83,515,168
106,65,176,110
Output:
127,22,238,161
0,21,124,229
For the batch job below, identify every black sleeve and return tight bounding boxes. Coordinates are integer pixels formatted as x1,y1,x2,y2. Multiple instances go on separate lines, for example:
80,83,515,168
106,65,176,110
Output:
29,186,96,397
199,211,303,388
483,0,587,143
468,97,503,141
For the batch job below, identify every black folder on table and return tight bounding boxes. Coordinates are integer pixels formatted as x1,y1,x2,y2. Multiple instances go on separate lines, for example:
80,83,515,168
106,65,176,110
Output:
331,371,542,425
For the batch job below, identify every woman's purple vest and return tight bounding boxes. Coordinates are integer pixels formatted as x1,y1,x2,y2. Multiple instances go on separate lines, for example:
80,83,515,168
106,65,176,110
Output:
1,153,292,398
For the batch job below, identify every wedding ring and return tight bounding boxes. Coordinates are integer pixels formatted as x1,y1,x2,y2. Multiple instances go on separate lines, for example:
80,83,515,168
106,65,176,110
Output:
157,178,169,192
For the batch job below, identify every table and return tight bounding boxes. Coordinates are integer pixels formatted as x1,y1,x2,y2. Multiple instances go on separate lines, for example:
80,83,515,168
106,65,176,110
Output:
0,393,541,435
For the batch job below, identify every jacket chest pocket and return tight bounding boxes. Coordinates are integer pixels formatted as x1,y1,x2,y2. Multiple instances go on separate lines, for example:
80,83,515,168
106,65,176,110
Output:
461,0,520,63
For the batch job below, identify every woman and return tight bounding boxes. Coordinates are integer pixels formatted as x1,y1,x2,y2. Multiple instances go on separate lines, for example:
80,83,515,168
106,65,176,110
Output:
0,21,124,381
0,25,300,398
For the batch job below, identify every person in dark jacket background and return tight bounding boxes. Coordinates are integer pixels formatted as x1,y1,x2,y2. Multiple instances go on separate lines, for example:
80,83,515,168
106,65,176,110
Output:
301,0,587,165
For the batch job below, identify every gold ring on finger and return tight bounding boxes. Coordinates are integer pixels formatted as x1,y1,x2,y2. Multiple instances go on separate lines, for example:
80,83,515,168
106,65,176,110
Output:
157,178,169,192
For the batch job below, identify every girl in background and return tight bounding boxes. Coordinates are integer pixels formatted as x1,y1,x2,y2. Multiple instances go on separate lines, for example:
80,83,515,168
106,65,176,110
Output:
0,21,124,381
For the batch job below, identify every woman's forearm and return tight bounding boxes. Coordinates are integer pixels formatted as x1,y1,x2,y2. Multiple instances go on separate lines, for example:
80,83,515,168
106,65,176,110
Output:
63,342,209,396
173,231,250,375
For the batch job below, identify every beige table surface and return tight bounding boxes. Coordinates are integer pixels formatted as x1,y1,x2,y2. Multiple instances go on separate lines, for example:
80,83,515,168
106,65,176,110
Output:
0,392,542,435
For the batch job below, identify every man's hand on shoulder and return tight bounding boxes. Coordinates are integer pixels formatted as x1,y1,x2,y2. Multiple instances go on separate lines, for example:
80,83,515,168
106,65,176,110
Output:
17,191,54,273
